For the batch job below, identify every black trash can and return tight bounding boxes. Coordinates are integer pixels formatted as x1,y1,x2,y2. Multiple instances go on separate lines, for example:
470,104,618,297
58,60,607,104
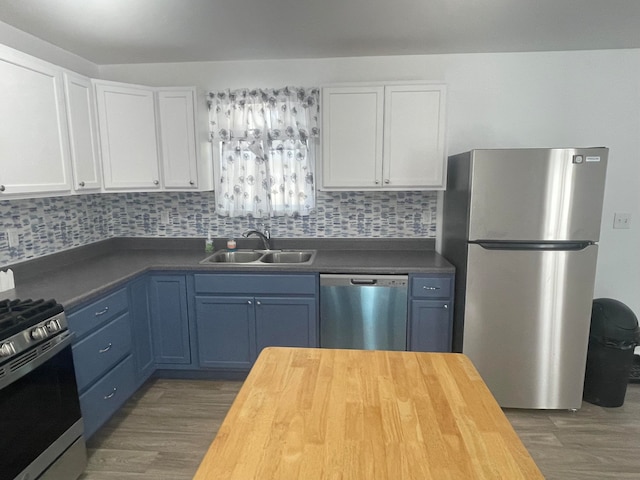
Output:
583,298,639,407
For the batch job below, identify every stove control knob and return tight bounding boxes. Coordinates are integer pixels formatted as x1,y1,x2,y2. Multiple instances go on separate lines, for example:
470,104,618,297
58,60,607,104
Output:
0,342,16,357
31,326,49,340
46,319,61,332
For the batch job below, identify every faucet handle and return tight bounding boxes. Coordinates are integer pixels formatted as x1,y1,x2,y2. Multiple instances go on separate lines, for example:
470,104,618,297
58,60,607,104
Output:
261,224,271,239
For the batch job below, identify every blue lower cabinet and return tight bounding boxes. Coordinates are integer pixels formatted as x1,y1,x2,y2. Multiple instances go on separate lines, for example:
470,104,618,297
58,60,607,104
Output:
195,296,256,369
79,355,136,439
129,276,155,383
193,273,319,370
408,274,455,352
67,288,129,340
409,300,452,352
149,275,191,365
255,297,317,354
72,313,132,391
68,288,137,439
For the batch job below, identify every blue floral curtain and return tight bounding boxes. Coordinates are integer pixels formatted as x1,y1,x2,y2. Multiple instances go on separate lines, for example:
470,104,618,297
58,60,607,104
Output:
208,87,320,217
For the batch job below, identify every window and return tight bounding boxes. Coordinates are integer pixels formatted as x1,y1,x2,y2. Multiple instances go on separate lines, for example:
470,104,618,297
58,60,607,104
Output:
208,87,319,217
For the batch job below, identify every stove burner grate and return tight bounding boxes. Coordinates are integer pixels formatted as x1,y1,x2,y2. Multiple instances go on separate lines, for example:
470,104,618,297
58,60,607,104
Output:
0,299,63,340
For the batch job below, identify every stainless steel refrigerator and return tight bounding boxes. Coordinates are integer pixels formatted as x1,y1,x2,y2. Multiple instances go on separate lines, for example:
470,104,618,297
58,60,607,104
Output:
442,148,608,409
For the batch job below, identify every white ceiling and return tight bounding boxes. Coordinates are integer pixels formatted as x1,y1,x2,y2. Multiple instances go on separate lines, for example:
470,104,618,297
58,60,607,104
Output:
1,0,640,65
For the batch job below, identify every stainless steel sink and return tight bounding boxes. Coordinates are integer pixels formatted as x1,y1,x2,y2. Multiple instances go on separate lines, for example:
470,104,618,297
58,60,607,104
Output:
200,249,316,265
204,250,263,263
260,251,314,263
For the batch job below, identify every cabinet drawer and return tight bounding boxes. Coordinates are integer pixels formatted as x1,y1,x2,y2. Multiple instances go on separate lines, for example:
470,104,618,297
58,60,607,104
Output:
68,288,129,339
73,312,132,392
79,354,136,439
411,276,452,299
194,273,317,295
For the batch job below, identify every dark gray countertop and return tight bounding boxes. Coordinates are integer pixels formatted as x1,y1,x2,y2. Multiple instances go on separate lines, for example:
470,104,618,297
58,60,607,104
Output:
3,237,454,309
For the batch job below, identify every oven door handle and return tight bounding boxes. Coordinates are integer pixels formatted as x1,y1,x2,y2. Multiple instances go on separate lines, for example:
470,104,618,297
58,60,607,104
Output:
0,332,74,390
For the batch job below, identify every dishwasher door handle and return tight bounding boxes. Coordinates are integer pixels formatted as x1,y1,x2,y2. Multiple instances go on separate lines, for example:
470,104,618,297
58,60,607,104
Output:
350,278,377,285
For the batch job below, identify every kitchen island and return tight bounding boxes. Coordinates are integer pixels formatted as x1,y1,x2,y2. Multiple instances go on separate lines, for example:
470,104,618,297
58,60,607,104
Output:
194,347,543,479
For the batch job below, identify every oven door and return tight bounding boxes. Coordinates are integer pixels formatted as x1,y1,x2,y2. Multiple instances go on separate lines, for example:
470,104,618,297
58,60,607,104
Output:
0,332,85,480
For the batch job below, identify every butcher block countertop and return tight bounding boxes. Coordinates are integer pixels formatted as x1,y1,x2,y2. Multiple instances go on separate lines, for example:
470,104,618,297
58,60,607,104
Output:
193,347,543,479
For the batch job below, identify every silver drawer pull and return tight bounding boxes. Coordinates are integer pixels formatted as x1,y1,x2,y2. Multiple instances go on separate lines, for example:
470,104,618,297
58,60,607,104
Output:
104,388,117,400
99,343,112,353
443,304,448,309
95,306,109,316
423,286,440,290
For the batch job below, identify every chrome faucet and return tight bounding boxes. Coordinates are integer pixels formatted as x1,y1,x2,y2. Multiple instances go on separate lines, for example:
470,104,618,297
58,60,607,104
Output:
242,226,271,250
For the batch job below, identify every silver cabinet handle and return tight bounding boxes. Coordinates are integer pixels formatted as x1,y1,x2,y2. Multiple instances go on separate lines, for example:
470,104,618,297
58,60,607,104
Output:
384,179,390,184
443,304,448,309
0,185,5,192
95,306,109,316
247,300,252,305
423,286,440,290
189,180,195,185
78,181,85,187
374,180,380,185
256,301,261,306
104,388,117,400
153,180,159,185
99,343,112,353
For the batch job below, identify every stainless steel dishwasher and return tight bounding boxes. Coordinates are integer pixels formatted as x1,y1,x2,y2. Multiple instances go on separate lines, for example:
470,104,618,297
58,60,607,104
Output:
320,274,408,351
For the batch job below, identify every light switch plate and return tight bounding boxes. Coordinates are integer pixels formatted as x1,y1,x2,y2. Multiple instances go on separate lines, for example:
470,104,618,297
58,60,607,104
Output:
6,229,19,247
613,213,631,229
161,211,170,224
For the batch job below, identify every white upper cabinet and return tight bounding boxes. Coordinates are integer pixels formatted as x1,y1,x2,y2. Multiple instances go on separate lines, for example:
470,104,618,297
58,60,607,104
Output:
0,45,72,197
321,83,447,190
321,86,385,188
157,88,199,189
95,81,161,191
383,85,446,188
63,72,102,193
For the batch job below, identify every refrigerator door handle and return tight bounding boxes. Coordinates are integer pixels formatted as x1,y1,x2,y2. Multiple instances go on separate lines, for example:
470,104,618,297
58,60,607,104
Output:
474,241,592,251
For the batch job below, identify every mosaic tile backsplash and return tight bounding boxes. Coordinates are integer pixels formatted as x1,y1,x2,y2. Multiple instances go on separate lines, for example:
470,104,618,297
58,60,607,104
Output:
0,191,437,266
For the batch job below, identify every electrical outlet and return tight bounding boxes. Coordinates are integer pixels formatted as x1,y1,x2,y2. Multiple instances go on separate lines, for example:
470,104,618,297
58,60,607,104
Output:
161,211,170,224
422,210,432,225
6,229,19,247
613,213,631,229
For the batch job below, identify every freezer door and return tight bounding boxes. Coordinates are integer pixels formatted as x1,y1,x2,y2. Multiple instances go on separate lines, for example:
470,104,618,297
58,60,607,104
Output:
463,243,598,409
468,148,607,241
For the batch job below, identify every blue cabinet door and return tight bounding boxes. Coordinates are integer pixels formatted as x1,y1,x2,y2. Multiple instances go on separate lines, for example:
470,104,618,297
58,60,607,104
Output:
409,300,452,352
79,355,136,439
129,276,155,382
149,275,191,365
195,296,256,369
254,296,317,355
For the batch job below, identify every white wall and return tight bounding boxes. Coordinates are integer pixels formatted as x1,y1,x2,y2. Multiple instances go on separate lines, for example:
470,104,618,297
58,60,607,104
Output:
100,50,640,315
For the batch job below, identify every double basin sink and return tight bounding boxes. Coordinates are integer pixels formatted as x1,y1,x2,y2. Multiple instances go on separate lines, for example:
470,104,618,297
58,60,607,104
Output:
201,249,317,265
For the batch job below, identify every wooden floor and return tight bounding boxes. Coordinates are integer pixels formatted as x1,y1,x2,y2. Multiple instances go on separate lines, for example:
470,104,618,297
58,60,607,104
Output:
78,379,242,480
79,378,640,479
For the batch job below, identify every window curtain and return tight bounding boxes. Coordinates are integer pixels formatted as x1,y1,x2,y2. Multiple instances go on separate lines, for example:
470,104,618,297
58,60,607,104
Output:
208,87,320,217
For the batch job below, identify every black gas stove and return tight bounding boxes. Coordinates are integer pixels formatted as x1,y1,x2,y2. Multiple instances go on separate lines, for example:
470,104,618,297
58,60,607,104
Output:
0,297,86,480
0,298,67,363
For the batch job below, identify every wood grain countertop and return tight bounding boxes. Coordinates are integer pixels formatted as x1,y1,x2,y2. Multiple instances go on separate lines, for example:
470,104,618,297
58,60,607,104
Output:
193,347,543,479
